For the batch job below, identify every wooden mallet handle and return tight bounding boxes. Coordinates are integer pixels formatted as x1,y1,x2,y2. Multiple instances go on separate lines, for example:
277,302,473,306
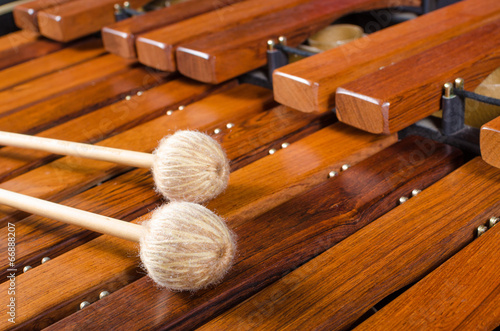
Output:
0,131,154,168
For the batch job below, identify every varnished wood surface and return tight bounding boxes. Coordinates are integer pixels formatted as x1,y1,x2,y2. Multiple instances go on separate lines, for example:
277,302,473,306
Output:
175,0,420,83
201,157,499,330
13,0,76,32
102,0,244,59
481,116,500,168
0,54,134,118
37,0,151,42
336,20,500,134
355,221,500,330
0,37,104,91
45,136,459,330
273,0,500,113
135,0,310,71
0,30,64,70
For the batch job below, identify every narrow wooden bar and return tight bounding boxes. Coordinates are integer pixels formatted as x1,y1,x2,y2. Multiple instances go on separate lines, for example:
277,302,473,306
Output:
175,0,420,83
43,136,459,330
0,30,64,70
200,157,499,331
0,83,271,226
13,0,75,32
0,37,104,91
37,0,151,42
135,0,310,71
336,20,500,134
0,67,168,136
273,0,500,113
355,221,500,330
0,54,134,118
480,116,500,168
102,0,244,59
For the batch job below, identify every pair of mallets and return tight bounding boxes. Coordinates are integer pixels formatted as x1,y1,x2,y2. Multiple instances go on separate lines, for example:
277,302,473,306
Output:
0,131,235,291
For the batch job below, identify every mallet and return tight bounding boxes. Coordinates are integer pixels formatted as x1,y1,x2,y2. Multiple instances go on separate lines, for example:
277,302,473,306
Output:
0,130,230,203
0,188,236,291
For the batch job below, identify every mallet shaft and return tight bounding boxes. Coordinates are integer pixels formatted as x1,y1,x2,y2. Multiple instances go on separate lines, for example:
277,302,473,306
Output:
0,131,155,169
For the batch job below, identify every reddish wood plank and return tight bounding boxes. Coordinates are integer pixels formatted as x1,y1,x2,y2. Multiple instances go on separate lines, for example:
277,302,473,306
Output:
135,0,310,71
0,37,104,91
102,0,244,59
13,0,75,32
356,221,500,330
336,20,500,134
481,116,500,168
175,0,420,83
44,136,459,330
273,0,500,113
200,157,499,330
0,67,168,136
0,30,64,70
0,54,134,118
37,0,151,42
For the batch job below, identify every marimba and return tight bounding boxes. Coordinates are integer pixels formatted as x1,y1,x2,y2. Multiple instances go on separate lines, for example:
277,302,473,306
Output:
0,0,499,330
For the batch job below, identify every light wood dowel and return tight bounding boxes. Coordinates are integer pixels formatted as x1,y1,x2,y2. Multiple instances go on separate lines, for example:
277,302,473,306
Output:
0,131,155,169
0,188,143,242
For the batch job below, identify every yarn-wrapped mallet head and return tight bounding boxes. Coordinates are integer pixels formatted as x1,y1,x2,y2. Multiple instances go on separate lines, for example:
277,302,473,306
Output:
0,130,230,203
0,189,236,291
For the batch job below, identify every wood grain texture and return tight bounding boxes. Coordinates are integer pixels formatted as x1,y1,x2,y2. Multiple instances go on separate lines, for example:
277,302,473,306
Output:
37,0,151,42
0,30,64,70
202,157,499,331
0,37,104,91
355,220,500,330
0,54,134,118
102,0,244,59
336,21,500,134
175,0,420,83
273,0,500,113
135,0,310,71
0,83,269,227
0,67,168,136
13,0,75,32
45,136,458,331
481,116,500,168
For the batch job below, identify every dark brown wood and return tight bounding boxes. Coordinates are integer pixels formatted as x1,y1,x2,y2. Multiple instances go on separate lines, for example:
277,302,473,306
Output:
355,220,500,330
0,54,134,118
199,157,499,331
43,136,460,330
481,116,500,168
273,0,500,114
37,0,151,42
0,37,104,91
175,0,420,83
13,0,76,32
102,0,244,59
135,0,309,71
0,83,269,227
0,30,64,70
336,20,500,134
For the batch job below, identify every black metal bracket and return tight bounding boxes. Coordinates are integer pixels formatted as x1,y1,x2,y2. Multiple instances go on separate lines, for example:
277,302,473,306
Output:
114,1,145,22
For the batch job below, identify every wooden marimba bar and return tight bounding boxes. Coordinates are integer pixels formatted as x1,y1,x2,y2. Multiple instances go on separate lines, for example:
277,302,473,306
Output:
0,0,499,329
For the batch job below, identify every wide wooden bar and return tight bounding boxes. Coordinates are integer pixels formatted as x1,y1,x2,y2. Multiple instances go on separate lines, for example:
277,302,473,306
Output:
135,0,309,71
102,0,244,59
45,136,459,330
37,0,151,42
273,0,500,113
200,157,499,330
355,221,500,330
481,116,500,168
335,20,500,134
13,0,76,32
176,0,419,83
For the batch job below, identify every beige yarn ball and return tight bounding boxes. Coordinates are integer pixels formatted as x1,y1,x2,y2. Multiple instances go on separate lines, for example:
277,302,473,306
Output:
140,201,236,291
152,131,230,203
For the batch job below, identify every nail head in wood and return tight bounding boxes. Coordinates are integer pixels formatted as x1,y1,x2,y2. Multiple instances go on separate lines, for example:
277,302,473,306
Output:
341,164,350,171
281,142,289,148
226,123,234,129
80,301,90,310
411,189,421,197
214,128,221,134
399,196,408,204
268,148,276,155
477,224,488,237
328,171,338,178
23,266,32,272
99,291,110,299
489,217,499,228
41,257,51,264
